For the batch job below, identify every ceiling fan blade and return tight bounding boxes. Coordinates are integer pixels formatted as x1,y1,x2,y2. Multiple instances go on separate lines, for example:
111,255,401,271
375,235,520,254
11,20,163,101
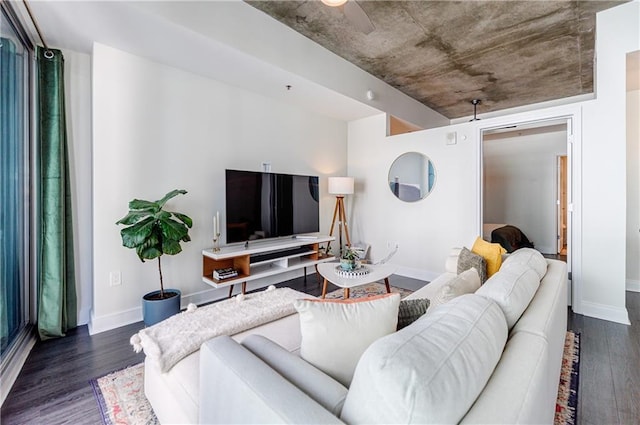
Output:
343,1,375,35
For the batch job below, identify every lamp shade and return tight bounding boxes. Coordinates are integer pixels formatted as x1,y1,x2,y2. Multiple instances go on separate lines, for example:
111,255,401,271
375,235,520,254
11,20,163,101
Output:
328,177,354,195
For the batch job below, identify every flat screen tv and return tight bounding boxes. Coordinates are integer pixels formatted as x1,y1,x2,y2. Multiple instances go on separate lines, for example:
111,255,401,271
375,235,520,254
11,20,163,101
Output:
225,169,320,244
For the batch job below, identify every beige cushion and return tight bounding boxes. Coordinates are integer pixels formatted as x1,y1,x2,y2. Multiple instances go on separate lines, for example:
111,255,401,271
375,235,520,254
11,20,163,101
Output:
341,294,508,424
294,293,400,387
475,262,540,329
430,267,481,309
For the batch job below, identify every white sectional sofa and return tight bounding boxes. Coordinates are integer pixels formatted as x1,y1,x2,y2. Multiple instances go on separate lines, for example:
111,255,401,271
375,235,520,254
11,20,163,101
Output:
145,248,567,424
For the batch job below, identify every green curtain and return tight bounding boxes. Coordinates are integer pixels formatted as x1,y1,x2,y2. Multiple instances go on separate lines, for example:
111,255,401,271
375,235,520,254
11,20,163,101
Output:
36,46,77,340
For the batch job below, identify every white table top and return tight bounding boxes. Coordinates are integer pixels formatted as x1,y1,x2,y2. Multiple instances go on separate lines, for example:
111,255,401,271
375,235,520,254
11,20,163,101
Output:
317,262,398,289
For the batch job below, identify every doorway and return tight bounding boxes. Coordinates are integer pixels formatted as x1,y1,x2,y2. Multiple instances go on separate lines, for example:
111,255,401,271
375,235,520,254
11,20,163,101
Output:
557,155,568,256
481,118,572,302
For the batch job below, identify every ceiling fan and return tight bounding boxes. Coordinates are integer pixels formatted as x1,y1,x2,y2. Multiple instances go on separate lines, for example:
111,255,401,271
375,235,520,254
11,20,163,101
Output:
321,0,375,35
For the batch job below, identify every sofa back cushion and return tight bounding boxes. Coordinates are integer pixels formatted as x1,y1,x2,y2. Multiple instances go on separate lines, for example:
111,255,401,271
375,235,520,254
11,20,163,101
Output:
475,262,540,329
340,294,508,424
502,247,548,279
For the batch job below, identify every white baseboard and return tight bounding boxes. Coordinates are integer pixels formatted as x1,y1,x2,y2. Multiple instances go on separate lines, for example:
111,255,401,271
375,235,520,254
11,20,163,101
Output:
626,278,640,293
581,300,631,325
88,306,142,335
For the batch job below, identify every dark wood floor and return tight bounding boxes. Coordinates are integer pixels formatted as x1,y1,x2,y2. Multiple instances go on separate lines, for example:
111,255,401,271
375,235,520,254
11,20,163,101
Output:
1,275,638,425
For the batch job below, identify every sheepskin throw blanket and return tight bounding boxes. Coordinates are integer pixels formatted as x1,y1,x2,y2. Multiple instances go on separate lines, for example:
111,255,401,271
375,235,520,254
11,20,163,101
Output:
130,286,307,372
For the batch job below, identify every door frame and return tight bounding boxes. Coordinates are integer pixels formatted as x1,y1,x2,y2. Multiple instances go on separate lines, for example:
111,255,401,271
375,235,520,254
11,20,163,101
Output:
477,113,581,311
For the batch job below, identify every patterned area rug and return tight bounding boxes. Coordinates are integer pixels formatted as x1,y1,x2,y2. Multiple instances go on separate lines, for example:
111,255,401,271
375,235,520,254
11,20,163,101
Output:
555,331,581,425
90,316,580,425
90,363,158,425
325,282,414,299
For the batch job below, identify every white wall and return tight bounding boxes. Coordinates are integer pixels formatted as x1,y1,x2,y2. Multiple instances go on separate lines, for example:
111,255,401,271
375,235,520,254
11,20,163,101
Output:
627,88,640,292
579,2,638,323
348,0,639,325
63,49,93,325
90,43,348,333
348,115,479,281
483,128,567,254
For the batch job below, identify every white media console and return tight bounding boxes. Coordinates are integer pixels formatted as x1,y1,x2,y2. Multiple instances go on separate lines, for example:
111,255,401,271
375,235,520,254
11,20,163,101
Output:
202,235,335,295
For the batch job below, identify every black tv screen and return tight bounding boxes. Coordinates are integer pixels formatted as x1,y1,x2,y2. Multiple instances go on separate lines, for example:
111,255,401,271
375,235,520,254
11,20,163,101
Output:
225,169,320,243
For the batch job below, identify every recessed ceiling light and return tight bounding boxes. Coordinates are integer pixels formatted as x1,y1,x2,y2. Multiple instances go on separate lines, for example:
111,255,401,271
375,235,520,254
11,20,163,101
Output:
321,0,348,7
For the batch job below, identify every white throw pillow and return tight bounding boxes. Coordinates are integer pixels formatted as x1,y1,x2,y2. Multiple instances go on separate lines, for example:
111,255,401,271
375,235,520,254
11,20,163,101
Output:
430,267,481,309
341,294,508,424
293,293,400,387
502,247,548,279
475,262,540,329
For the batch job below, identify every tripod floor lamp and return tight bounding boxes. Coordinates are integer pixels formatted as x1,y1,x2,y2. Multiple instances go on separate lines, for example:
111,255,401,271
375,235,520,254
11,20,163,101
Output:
326,177,354,256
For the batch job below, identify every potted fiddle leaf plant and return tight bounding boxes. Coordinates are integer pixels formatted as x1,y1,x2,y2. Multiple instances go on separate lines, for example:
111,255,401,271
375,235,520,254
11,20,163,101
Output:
116,189,193,326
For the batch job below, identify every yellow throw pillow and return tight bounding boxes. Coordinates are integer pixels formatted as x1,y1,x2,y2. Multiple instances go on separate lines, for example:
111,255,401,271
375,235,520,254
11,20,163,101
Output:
471,237,507,277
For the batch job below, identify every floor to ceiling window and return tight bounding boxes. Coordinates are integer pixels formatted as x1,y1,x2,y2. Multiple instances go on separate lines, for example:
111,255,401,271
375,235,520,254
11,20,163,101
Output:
1,3,34,400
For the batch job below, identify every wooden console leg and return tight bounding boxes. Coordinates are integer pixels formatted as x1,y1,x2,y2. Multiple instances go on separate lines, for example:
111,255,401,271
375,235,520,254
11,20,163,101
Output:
241,282,247,295
322,278,328,299
384,277,391,293
228,285,234,298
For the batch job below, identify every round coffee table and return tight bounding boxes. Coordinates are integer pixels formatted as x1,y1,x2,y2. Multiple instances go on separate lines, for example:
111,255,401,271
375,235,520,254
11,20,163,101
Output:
316,262,398,299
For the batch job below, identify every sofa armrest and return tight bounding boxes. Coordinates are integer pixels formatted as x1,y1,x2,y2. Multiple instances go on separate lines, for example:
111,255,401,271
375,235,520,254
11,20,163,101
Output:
199,335,345,424
242,334,348,416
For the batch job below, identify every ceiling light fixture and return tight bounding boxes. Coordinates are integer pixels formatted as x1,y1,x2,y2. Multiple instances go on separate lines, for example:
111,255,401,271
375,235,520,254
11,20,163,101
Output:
321,0,348,7
469,99,481,121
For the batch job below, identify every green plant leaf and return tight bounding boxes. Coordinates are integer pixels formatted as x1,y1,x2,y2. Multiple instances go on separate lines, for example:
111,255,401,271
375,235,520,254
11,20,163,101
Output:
162,239,183,255
137,245,162,261
159,218,189,241
120,217,155,248
115,211,151,226
129,198,158,212
157,189,187,208
171,212,193,228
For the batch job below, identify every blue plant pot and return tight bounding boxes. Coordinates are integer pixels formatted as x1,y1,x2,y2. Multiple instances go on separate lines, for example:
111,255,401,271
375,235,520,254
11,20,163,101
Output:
142,289,181,326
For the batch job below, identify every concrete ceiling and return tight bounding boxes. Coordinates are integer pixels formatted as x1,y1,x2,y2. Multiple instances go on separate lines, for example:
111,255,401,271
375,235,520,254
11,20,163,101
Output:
247,0,628,119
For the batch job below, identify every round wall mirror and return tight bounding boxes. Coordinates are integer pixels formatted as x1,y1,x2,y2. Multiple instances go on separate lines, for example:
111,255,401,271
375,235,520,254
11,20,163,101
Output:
388,152,436,202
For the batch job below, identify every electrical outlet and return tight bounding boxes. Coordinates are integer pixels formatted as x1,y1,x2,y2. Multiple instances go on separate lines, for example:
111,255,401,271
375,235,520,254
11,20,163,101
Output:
109,271,122,287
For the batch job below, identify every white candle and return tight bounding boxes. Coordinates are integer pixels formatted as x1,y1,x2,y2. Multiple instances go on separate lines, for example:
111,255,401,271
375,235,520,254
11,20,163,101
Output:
216,211,220,235
213,216,217,237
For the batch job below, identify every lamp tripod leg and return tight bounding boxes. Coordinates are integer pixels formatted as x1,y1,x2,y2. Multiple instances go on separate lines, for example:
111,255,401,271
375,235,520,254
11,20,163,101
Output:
339,197,351,248
325,197,340,255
